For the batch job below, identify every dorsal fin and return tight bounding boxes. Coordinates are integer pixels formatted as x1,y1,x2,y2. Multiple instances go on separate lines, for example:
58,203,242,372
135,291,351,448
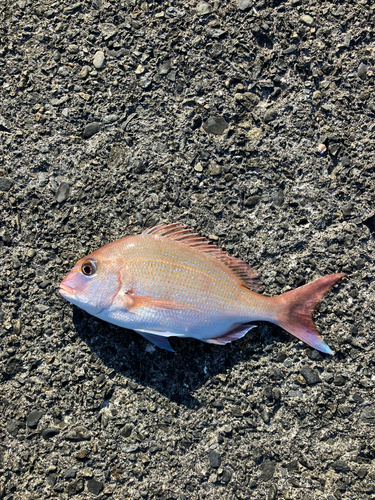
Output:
142,223,262,291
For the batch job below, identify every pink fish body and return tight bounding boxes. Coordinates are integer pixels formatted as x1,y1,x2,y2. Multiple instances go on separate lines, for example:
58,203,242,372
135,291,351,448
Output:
59,223,344,354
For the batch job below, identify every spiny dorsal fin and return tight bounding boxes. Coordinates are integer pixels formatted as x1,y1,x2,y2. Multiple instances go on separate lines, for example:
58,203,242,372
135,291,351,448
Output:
142,223,262,291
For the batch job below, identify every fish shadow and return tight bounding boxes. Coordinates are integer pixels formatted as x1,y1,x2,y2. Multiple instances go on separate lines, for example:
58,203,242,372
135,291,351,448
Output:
70,306,285,409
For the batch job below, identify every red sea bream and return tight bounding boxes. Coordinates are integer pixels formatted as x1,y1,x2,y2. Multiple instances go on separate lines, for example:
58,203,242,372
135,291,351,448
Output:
59,223,344,354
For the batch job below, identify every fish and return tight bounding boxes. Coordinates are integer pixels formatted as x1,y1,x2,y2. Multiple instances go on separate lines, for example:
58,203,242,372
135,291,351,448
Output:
59,223,345,354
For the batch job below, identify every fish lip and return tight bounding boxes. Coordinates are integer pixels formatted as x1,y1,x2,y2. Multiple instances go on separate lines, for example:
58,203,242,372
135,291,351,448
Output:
59,283,75,296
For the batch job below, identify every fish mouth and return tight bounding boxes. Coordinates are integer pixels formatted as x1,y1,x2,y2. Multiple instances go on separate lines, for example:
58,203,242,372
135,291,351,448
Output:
59,283,75,296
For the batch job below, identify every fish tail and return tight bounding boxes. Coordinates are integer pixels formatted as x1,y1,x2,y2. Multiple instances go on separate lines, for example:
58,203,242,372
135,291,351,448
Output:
273,273,345,354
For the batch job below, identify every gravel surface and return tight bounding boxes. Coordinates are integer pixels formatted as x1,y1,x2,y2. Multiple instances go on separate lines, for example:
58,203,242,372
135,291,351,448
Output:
1,0,375,499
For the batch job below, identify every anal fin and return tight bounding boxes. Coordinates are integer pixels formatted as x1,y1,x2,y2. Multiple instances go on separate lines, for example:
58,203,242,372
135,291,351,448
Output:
203,324,256,346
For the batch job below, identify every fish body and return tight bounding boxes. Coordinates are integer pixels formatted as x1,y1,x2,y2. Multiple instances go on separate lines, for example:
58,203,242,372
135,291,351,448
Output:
60,223,344,354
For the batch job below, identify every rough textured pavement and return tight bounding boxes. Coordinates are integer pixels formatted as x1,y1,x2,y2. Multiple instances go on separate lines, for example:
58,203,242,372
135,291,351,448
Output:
0,0,375,499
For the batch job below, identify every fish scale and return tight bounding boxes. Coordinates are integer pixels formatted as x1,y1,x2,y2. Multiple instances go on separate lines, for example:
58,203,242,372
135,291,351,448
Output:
60,223,345,354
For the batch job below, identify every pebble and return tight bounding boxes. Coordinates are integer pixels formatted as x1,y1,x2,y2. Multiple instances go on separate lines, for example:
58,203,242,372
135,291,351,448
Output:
159,60,171,75
244,195,261,207
41,427,60,439
83,122,100,139
300,14,314,26
120,423,134,438
55,182,70,203
222,468,232,482
65,426,90,441
264,109,277,123
93,51,105,70
208,164,222,176
300,366,321,385
102,114,118,124
135,64,145,75
194,163,203,172
100,23,117,40
235,92,259,110
139,76,152,89
203,116,229,135
87,479,103,495
79,65,90,79
0,177,13,191
259,460,276,481
247,127,262,140
196,1,212,16
358,62,368,80
208,449,221,469
238,0,252,10
27,409,45,428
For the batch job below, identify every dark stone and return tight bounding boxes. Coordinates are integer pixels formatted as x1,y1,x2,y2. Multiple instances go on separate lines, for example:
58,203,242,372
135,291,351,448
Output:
120,423,134,438
83,122,100,139
356,465,368,479
331,460,350,473
360,406,375,424
0,177,13,191
55,182,70,203
203,116,229,135
6,419,26,437
245,195,261,207
3,357,23,378
341,157,350,167
358,62,368,79
268,484,277,500
64,469,77,479
333,375,346,386
27,409,45,428
222,468,232,482
300,366,321,385
41,427,60,439
87,479,103,495
259,460,276,481
46,473,57,487
273,190,284,206
264,109,277,123
208,449,221,469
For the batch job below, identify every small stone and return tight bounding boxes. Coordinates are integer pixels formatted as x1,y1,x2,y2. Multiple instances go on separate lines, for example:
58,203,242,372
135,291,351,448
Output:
264,109,277,123
87,479,103,495
68,44,79,54
356,465,368,479
272,190,284,207
331,460,350,473
208,164,222,176
159,60,171,75
100,23,117,40
247,128,262,140
209,449,221,469
83,122,100,139
75,448,90,460
79,66,90,79
93,51,105,69
139,76,152,89
0,177,13,191
167,70,176,82
122,444,139,453
194,163,203,173
300,14,314,26
64,469,76,480
203,116,229,135
27,410,44,428
120,423,134,438
196,1,212,16
358,62,368,80
342,203,353,217
300,366,321,385
244,195,261,207
235,92,259,110
312,90,322,103
55,182,70,203
333,374,346,386
135,64,145,75
103,114,118,124
268,484,278,500
65,426,90,441
6,420,25,437
46,473,57,487
41,427,60,439
259,460,276,481
238,0,252,11
222,468,232,483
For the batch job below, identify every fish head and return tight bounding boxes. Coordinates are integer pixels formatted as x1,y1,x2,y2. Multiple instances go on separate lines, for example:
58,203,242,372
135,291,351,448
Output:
59,250,122,316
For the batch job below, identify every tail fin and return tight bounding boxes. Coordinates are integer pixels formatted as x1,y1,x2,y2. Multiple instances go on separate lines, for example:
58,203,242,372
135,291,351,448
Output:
274,273,345,355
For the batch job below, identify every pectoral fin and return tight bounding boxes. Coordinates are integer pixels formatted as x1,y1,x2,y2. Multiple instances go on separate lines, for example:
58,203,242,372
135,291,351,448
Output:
135,330,175,352
127,294,201,313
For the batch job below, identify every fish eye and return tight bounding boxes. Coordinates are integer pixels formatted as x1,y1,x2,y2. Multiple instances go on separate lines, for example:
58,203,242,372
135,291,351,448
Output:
81,260,96,276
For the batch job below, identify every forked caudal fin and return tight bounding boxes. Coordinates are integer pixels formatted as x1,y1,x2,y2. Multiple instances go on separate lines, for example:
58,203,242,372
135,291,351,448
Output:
274,273,345,355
